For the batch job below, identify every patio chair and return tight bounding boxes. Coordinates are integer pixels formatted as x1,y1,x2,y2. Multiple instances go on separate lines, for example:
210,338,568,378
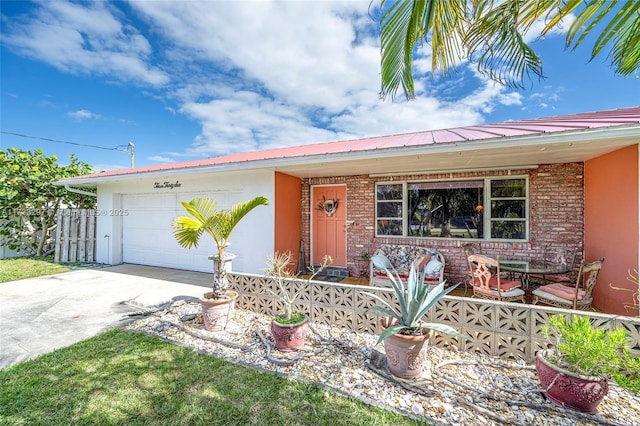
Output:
467,254,525,303
462,242,482,296
528,246,577,287
531,257,605,310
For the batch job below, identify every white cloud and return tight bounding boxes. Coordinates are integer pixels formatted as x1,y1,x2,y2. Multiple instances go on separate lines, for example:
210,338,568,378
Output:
129,1,517,156
179,91,338,156
498,92,523,106
91,163,129,172
67,109,101,120
3,1,169,86
3,1,530,160
131,1,380,111
528,86,564,109
148,155,175,163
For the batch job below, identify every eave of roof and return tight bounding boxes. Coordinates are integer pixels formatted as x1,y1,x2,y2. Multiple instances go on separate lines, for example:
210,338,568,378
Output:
59,106,640,185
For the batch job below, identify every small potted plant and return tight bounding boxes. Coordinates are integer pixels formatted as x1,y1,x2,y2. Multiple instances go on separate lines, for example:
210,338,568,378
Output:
361,254,466,379
264,250,331,352
173,196,268,331
537,314,640,414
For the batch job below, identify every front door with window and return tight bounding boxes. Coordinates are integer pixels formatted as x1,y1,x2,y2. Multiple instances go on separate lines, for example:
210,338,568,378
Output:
312,185,346,266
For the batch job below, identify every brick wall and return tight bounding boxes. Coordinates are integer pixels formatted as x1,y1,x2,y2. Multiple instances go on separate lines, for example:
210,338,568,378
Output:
302,164,584,284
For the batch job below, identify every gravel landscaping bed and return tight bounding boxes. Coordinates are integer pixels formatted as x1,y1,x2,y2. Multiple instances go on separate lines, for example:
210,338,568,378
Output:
125,299,639,426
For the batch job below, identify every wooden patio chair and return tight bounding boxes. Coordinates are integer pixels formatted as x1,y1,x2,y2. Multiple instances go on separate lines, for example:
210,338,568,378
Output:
528,246,577,286
468,254,525,303
531,258,605,310
462,242,482,296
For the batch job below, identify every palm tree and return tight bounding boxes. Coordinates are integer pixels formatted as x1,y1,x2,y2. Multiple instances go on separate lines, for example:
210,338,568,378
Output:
174,196,269,298
379,0,639,100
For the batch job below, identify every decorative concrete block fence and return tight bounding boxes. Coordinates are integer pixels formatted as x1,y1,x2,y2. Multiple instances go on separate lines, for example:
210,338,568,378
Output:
228,272,640,362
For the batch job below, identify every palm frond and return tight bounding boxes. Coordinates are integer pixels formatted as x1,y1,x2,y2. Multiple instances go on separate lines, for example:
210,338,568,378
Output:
379,0,639,98
429,0,466,77
379,0,467,100
174,196,268,251
466,1,544,88
608,12,640,75
207,196,269,244
380,0,427,100
571,0,640,76
180,198,218,223
173,216,205,249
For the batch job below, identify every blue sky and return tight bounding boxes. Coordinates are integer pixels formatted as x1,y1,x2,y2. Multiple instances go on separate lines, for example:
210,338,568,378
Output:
1,1,638,172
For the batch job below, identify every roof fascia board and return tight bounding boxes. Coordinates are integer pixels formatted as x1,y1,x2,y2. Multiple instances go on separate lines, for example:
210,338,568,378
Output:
370,164,539,178
56,124,639,187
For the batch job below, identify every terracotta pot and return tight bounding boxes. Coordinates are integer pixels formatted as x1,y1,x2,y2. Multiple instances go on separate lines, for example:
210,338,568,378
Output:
382,324,433,379
535,350,609,414
200,290,238,332
270,316,309,352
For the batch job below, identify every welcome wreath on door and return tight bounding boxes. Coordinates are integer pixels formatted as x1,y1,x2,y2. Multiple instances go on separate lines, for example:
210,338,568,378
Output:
318,196,339,216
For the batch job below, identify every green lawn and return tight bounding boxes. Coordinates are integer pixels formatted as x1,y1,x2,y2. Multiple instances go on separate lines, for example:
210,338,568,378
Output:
0,329,425,426
0,256,71,283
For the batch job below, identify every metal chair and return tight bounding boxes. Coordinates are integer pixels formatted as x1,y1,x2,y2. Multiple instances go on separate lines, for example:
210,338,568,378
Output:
467,254,525,303
532,258,605,310
528,246,577,286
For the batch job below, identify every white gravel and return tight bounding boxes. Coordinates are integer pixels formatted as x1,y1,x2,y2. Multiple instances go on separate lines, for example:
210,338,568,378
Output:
125,300,639,426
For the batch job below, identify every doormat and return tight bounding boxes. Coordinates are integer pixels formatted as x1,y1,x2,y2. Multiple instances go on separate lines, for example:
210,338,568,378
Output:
314,275,344,283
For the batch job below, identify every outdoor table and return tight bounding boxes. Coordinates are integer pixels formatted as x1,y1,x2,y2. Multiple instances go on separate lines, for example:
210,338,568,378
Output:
353,256,370,284
500,259,571,289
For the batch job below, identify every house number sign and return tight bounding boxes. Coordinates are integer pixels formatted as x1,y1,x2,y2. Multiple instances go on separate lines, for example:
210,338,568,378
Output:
153,180,182,189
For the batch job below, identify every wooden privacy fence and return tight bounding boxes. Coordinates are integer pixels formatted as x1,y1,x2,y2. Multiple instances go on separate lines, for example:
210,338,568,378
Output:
228,272,640,362
54,209,96,263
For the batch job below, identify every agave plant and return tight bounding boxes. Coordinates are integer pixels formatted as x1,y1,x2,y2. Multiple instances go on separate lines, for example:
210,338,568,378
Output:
362,254,466,344
173,196,269,298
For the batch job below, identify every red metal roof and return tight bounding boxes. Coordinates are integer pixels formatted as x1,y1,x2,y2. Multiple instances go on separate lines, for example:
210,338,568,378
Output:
64,106,640,181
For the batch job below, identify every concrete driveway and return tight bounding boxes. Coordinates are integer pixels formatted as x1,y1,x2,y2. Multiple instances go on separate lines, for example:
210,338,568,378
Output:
0,264,212,370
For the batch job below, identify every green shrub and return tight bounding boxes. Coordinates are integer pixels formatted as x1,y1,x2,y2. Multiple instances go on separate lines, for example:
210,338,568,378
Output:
542,314,640,393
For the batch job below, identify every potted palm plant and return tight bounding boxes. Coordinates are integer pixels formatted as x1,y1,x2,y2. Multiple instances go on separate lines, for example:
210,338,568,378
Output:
173,196,268,331
264,250,331,351
537,314,640,414
361,254,466,379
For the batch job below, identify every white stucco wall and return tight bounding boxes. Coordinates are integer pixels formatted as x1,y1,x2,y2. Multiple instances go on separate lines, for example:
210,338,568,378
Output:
95,169,275,274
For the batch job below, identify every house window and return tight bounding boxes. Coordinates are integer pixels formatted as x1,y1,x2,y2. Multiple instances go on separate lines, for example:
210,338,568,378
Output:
376,183,404,236
489,178,527,240
375,177,528,241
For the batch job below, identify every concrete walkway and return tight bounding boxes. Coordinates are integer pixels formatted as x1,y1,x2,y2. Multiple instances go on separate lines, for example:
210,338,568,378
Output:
0,264,212,370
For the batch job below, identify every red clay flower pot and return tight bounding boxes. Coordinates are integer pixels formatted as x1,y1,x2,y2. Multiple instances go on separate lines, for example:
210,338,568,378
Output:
536,351,609,415
270,317,309,352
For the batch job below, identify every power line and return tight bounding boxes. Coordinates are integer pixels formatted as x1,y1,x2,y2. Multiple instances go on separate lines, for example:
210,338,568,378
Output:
1,131,130,152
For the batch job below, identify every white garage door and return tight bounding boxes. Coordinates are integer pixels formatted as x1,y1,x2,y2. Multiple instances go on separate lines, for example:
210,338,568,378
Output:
122,194,213,272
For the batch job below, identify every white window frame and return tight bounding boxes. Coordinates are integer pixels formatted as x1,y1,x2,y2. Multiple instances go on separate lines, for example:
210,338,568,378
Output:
486,176,529,242
374,176,529,241
375,182,407,237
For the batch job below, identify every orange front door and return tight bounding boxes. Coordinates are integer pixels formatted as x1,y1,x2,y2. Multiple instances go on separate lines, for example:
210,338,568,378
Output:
312,185,346,266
